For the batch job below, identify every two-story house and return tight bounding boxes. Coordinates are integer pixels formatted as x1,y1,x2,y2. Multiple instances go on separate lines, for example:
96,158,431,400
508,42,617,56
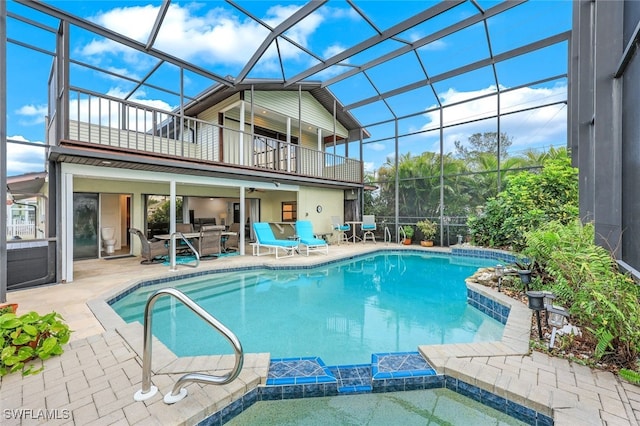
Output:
49,77,366,282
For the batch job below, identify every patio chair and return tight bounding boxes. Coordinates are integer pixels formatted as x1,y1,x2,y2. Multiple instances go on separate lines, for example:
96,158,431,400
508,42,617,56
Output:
198,225,224,258
295,220,329,256
252,222,298,258
331,216,350,244
362,215,376,243
223,223,240,252
129,228,168,264
175,223,193,233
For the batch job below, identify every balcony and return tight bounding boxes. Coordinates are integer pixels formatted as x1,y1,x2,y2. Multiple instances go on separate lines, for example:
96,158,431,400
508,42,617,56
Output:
58,88,362,184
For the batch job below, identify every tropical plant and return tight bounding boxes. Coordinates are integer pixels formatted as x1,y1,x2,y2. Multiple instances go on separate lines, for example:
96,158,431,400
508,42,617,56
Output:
0,311,71,376
522,219,640,366
416,219,437,240
402,225,414,240
468,152,578,251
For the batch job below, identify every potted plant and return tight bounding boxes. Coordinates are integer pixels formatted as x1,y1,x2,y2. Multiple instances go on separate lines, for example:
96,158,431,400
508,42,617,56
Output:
416,219,437,247
0,310,71,377
0,302,18,315
402,225,414,245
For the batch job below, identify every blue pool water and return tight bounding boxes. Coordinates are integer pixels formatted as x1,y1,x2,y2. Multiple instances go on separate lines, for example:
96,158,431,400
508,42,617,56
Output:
111,252,503,365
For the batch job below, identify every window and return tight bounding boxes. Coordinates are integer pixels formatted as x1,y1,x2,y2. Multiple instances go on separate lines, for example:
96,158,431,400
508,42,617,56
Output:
282,201,297,222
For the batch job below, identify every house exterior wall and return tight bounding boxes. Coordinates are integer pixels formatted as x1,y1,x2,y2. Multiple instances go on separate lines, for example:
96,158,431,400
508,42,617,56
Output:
572,0,640,274
247,91,348,139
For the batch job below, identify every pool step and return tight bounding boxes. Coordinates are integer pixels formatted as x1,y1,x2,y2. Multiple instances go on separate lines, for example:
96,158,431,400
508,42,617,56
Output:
328,365,372,394
265,352,438,395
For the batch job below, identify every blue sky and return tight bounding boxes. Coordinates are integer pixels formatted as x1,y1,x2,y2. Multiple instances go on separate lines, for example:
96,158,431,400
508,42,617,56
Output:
5,0,572,176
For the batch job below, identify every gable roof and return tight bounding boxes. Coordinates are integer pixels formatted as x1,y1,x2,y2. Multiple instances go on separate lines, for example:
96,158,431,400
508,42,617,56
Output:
183,81,369,140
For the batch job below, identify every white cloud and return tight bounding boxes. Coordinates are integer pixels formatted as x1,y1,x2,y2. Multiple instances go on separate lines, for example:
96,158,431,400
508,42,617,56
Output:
80,3,325,71
421,84,568,154
363,161,375,173
16,104,48,126
366,142,386,152
7,136,46,176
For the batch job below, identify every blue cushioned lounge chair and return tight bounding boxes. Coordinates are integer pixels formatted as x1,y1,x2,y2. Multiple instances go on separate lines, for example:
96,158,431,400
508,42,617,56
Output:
295,220,329,256
252,222,298,258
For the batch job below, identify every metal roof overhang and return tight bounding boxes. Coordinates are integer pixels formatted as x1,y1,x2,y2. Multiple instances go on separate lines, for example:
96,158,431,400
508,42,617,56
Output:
49,143,361,189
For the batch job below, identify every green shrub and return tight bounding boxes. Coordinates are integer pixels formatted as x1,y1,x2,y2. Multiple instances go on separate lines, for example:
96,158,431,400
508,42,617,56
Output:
0,311,71,376
468,154,578,251
522,220,640,366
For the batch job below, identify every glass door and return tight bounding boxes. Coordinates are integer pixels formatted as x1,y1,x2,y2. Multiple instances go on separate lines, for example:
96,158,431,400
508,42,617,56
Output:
73,193,99,259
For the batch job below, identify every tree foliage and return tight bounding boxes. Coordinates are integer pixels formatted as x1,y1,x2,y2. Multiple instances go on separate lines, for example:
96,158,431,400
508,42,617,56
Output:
467,151,578,250
454,132,513,162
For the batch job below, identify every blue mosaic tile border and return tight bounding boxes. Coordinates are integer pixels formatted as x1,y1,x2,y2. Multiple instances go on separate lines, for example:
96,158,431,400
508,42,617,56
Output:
451,246,518,263
446,377,554,426
199,372,553,426
467,288,511,324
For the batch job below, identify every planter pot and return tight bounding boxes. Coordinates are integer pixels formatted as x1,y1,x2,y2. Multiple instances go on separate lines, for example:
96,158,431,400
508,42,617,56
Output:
420,240,434,247
403,239,412,245
0,302,18,314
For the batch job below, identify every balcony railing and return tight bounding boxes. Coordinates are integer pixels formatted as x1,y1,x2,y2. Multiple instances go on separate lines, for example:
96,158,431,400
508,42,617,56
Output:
63,88,362,183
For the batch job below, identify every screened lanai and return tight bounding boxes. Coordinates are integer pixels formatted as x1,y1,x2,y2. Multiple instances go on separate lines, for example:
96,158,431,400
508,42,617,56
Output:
1,1,572,292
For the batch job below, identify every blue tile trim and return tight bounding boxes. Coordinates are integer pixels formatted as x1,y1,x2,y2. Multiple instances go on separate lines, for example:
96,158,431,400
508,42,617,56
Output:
467,288,511,325
451,247,519,263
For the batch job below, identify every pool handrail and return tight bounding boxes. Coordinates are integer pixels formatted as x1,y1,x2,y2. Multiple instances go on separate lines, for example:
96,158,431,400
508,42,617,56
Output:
384,226,392,245
397,226,406,244
133,287,244,404
169,232,200,270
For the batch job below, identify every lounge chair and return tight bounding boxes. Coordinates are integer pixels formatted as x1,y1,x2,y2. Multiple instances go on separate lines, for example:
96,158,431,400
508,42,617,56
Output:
331,216,350,244
129,228,168,264
362,215,376,243
199,225,224,258
252,222,298,258
295,220,329,256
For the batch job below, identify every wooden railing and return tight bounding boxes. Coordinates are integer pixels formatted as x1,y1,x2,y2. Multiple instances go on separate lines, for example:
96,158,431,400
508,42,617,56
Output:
64,88,362,183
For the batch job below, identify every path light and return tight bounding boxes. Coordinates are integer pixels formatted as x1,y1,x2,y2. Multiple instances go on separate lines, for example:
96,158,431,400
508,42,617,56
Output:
526,291,545,339
518,269,532,291
547,305,570,349
495,264,504,292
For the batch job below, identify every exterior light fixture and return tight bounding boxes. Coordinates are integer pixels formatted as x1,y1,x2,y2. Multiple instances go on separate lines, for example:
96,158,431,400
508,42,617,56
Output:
526,290,545,340
547,305,570,349
518,269,532,291
495,264,504,292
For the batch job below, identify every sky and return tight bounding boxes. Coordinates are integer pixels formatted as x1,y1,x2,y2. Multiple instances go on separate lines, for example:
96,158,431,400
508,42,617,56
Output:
4,0,572,177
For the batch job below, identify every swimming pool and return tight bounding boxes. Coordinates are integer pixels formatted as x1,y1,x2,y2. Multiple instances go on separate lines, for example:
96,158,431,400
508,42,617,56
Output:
110,251,503,365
